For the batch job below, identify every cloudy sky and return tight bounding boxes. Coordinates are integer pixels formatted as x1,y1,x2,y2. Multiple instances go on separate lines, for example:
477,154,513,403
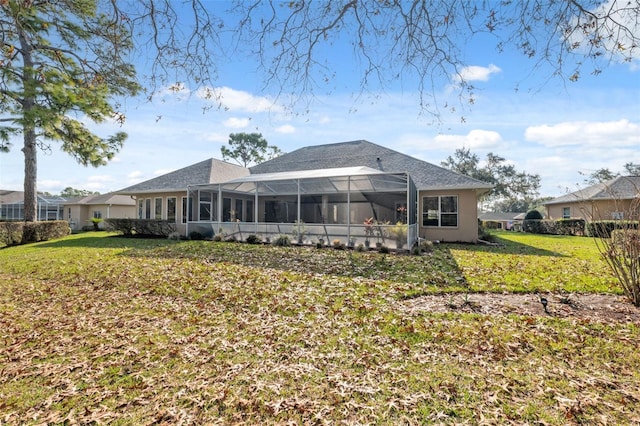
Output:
0,1,638,199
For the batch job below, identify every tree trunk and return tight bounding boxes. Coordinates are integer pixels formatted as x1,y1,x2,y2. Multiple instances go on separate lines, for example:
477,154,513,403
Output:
18,22,38,222
22,128,38,222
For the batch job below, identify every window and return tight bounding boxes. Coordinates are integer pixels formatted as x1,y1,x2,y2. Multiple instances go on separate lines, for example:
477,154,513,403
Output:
145,199,151,219
167,197,176,223
199,191,213,221
223,197,232,221
93,211,102,219
138,199,144,219
246,200,254,222
562,207,570,219
181,197,190,224
154,198,163,219
422,196,458,227
235,199,243,221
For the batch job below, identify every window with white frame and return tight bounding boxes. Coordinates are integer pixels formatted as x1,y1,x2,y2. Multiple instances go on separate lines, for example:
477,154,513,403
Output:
167,197,176,223
154,198,162,220
93,211,102,219
562,207,570,219
422,195,458,227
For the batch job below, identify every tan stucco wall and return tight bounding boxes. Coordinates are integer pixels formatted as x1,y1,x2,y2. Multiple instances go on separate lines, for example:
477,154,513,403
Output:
546,199,633,221
66,203,136,230
418,189,479,243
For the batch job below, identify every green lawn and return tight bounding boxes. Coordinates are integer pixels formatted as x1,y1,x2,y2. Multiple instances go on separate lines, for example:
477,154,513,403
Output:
0,232,638,424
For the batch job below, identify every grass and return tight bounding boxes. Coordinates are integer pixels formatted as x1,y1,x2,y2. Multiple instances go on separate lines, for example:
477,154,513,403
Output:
0,231,638,424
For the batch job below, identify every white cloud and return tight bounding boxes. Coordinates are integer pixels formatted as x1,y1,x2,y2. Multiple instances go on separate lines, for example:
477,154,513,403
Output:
275,124,295,134
434,129,504,150
223,117,251,128
39,179,63,193
127,171,143,179
525,119,640,147
88,175,113,183
455,64,501,82
197,86,282,113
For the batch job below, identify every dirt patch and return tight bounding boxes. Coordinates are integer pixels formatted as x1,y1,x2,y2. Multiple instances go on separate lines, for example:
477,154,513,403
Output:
400,293,640,324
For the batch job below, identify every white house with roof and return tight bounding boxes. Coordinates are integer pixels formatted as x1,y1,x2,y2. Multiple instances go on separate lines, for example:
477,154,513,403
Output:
116,140,493,246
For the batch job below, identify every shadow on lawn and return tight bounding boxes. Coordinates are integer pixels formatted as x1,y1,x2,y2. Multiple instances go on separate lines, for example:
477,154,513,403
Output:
33,234,179,250
447,233,567,258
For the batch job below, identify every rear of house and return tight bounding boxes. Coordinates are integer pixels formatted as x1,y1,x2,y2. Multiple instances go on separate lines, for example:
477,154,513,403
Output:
116,140,493,245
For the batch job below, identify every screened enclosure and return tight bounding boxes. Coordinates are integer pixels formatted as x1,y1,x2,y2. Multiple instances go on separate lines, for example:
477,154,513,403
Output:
186,167,418,249
0,195,65,221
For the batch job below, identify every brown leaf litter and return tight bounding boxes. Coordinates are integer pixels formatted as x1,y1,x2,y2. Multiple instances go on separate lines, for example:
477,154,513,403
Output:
400,292,640,323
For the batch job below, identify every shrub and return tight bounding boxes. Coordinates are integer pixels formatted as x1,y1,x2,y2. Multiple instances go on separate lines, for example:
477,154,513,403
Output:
587,220,639,238
378,245,390,254
212,234,223,242
524,210,543,220
190,231,206,241
246,234,262,244
0,220,70,246
91,217,103,231
0,222,24,247
523,210,544,233
105,219,176,237
273,235,290,247
332,239,345,250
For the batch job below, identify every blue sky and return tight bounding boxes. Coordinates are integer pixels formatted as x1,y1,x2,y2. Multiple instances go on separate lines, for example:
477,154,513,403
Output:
0,1,638,199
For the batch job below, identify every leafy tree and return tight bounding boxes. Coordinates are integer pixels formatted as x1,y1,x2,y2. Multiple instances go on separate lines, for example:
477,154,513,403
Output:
441,147,541,209
586,163,640,184
59,187,100,198
221,133,282,167
0,1,139,222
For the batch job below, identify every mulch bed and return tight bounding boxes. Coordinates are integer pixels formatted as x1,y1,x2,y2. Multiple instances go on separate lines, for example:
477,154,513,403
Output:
400,293,640,324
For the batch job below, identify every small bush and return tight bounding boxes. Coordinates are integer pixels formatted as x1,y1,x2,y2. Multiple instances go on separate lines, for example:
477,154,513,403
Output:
355,243,366,252
378,245,390,254
246,234,262,244
189,231,205,241
332,239,345,250
273,235,290,247
212,234,223,242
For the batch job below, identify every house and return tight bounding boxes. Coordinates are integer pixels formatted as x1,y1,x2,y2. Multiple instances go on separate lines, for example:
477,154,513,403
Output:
63,193,136,231
116,140,493,246
0,189,136,231
478,212,526,231
0,190,66,221
116,157,250,229
544,176,640,221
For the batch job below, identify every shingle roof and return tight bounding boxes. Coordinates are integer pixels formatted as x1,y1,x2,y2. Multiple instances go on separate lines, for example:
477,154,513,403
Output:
250,140,493,191
544,176,640,205
116,158,249,194
479,212,527,222
65,193,136,206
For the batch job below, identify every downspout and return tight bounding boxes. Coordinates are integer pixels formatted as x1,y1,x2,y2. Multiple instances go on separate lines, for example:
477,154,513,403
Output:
347,176,351,244
297,179,301,238
254,182,259,235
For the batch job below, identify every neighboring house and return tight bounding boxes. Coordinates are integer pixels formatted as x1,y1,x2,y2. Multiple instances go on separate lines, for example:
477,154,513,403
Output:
0,189,136,231
63,193,136,231
117,140,493,245
478,212,526,231
0,190,66,221
544,176,640,221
